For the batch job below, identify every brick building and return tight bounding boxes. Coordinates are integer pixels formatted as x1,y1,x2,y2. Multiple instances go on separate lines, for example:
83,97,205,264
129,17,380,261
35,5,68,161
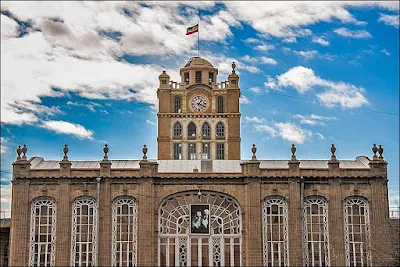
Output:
9,57,394,266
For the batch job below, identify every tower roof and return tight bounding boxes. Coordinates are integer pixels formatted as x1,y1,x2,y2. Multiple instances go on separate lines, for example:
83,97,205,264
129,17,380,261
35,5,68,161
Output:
185,56,213,68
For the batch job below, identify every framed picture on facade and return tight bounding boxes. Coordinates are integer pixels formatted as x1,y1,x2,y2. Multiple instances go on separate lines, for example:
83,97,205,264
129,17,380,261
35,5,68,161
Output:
190,204,210,235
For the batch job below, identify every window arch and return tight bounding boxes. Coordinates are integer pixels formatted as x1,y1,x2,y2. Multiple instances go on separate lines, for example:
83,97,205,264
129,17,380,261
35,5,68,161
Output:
173,122,182,137
303,196,330,267
71,196,98,267
262,196,289,267
344,197,371,267
112,196,138,267
29,197,56,267
202,122,210,137
158,191,242,266
217,96,224,113
188,122,196,138
216,122,225,137
173,96,181,113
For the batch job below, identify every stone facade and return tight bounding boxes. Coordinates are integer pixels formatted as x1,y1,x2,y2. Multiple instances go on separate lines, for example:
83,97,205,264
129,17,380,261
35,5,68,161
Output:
8,57,394,266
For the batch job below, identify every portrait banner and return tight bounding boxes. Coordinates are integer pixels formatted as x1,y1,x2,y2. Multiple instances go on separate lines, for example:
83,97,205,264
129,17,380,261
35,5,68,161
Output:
190,204,210,235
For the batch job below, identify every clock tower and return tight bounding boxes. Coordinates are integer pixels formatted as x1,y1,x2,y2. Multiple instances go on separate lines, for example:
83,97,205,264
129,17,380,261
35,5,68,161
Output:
157,57,241,160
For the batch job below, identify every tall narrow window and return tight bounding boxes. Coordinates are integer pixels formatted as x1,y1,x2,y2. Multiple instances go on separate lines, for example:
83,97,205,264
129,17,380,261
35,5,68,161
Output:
173,122,182,137
216,143,225,160
208,72,214,85
29,197,56,267
112,196,138,267
344,197,371,267
303,196,330,267
3,242,9,267
173,96,181,113
195,71,202,84
173,143,182,159
262,196,289,267
202,122,210,137
217,96,224,113
71,197,98,267
184,72,189,84
188,122,196,138
216,122,225,138
188,143,196,160
202,143,210,159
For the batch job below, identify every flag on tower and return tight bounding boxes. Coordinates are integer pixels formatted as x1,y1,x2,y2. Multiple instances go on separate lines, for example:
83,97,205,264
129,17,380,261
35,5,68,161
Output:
186,24,199,35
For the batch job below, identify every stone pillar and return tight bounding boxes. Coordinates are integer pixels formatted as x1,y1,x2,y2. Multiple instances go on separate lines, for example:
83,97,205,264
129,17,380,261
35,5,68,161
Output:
98,178,112,266
288,181,302,265
55,180,71,266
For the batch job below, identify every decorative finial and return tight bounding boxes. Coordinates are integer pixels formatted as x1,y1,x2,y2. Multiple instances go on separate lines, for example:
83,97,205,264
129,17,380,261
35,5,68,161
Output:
232,61,236,74
197,189,202,199
142,144,148,160
372,144,378,160
16,145,22,160
21,144,27,160
103,144,109,160
162,70,166,74
330,144,337,161
251,144,257,160
378,145,384,160
291,144,297,160
63,144,69,161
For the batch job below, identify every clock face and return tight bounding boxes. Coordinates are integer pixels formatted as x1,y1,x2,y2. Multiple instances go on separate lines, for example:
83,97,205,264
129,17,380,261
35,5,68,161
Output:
190,95,208,112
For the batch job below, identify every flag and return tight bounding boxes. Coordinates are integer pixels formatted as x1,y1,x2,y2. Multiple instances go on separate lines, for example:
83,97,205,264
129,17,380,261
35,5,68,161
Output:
186,24,198,35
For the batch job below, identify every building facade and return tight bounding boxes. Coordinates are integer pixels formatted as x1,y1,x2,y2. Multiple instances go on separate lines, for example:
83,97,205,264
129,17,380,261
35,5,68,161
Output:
9,57,394,267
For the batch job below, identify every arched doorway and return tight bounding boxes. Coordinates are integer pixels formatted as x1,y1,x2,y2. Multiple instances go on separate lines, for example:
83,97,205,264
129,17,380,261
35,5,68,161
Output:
158,191,242,266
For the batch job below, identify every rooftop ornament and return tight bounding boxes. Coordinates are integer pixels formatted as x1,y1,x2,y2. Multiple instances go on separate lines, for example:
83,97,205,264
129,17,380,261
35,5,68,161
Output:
372,144,378,160
291,144,297,161
251,144,257,160
231,62,236,74
378,145,384,160
103,144,109,161
16,145,22,161
63,144,69,161
21,144,27,160
142,144,148,160
330,144,337,161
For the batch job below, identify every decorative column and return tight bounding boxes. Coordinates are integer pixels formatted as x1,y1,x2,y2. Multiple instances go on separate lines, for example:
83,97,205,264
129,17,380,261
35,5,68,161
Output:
328,144,340,174
59,145,72,177
240,144,260,176
139,145,159,176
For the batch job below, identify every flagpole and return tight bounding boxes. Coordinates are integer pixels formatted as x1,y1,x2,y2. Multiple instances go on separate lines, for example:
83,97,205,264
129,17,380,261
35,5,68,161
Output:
198,20,200,57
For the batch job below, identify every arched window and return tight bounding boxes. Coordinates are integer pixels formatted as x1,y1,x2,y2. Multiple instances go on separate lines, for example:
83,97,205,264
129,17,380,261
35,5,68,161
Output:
71,196,98,267
344,197,371,267
188,122,196,138
217,96,224,113
173,96,181,113
29,197,56,267
303,196,330,267
112,196,138,267
262,196,289,267
202,122,210,137
158,191,242,266
216,122,225,137
173,122,182,137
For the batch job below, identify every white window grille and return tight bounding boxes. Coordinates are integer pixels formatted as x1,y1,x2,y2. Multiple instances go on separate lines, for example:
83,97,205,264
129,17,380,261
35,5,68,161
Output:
302,196,330,266
216,122,225,137
262,196,289,267
173,122,182,137
29,197,56,267
344,197,371,267
71,196,98,267
112,196,138,267
158,191,242,266
188,143,196,160
202,122,210,137
202,143,210,159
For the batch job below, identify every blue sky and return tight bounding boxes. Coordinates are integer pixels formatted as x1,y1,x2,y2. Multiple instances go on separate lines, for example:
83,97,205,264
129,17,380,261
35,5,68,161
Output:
1,1,399,215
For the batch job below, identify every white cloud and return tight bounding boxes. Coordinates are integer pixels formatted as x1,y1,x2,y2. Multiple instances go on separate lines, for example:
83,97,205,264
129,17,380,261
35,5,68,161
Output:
0,184,12,217
378,13,399,28
241,55,259,64
254,44,275,51
293,114,337,126
316,132,325,140
1,137,8,154
243,37,261,44
243,66,261,73
1,14,19,39
380,49,391,56
250,87,261,93
244,116,265,124
261,57,278,65
334,27,372,39
40,120,94,139
312,36,329,46
268,66,369,108
255,122,312,144
146,120,156,126
239,95,251,104
293,50,319,60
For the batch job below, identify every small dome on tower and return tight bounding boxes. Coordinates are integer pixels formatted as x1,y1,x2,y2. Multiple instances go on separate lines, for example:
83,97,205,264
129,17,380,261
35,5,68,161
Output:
185,57,213,68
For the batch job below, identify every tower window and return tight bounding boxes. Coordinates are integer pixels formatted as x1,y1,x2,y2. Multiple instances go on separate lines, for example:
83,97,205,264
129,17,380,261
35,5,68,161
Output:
173,143,182,159
209,72,214,85
173,122,182,137
188,122,196,139
216,143,225,159
195,71,202,84
184,72,189,84
202,143,210,159
216,122,225,138
173,96,181,113
202,122,210,137
217,96,224,113
188,143,196,160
